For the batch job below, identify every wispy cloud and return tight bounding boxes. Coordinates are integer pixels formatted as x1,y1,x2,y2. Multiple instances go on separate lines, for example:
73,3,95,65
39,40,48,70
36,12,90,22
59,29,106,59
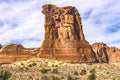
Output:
0,0,120,48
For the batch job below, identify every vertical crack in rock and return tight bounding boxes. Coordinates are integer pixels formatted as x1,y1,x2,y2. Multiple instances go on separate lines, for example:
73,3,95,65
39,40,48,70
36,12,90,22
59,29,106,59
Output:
39,4,97,62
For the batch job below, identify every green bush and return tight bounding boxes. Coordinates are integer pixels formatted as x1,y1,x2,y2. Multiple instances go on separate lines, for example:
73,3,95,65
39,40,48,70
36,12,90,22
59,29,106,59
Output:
52,64,58,67
32,62,37,66
74,78,79,80
87,68,96,80
90,69,95,74
80,69,86,75
61,76,64,79
29,76,33,79
67,75,73,80
106,72,109,74
87,63,93,65
40,68,50,74
51,76,59,80
52,68,58,73
21,63,24,65
87,73,96,80
41,76,49,80
28,62,37,67
74,71,79,75
0,70,12,80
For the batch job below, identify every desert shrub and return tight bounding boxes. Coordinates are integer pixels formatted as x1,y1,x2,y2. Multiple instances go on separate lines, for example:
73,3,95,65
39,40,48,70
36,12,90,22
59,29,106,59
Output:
19,67,24,70
21,63,24,65
28,64,32,67
32,62,37,66
71,62,75,64
52,64,58,67
87,73,96,80
61,76,64,79
52,68,58,73
40,68,50,74
74,78,79,80
41,76,49,80
106,71,109,74
51,76,60,80
19,67,28,71
90,68,95,74
25,67,28,70
74,71,79,75
28,62,37,67
87,68,96,80
67,75,79,80
0,70,12,80
29,76,33,79
87,63,93,65
80,69,86,75
67,75,73,80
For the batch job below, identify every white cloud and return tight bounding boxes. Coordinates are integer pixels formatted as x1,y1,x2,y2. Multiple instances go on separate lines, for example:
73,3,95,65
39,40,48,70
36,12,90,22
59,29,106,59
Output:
0,0,120,48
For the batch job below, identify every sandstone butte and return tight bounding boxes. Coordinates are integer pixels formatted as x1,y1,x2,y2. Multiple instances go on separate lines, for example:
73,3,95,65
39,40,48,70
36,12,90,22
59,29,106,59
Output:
0,4,120,64
39,4,97,62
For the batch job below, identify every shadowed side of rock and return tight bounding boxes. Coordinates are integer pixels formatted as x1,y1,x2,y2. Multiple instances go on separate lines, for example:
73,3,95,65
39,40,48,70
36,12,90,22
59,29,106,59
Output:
39,4,97,62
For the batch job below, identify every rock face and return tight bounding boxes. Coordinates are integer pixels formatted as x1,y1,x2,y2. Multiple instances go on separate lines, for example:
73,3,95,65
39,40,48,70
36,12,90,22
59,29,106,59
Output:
107,47,120,64
0,44,28,54
0,44,2,49
92,42,109,63
39,4,97,62
0,44,36,64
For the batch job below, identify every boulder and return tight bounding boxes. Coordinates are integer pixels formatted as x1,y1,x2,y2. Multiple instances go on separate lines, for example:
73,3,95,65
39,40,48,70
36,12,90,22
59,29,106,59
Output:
92,42,109,63
39,4,97,62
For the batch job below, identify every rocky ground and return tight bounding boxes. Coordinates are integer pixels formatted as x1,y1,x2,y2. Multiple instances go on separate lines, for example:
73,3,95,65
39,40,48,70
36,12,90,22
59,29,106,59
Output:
0,58,120,80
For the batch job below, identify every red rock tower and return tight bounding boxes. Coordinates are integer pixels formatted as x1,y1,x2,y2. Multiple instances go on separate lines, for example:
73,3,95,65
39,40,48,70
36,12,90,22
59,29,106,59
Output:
39,4,97,62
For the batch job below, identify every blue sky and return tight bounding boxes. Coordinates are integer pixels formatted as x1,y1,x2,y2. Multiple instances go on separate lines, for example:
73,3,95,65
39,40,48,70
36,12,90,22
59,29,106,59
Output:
0,0,120,48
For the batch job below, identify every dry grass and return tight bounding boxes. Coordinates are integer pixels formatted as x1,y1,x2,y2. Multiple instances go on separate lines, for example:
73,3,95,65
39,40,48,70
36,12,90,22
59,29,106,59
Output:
0,58,120,80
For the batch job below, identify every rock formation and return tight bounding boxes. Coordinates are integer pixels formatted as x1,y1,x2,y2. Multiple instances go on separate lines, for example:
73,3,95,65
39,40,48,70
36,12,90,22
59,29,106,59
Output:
0,44,2,49
0,44,36,64
92,42,109,63
39,4,97,62
107,47,120,64
0,44,28,54
1,4,120,64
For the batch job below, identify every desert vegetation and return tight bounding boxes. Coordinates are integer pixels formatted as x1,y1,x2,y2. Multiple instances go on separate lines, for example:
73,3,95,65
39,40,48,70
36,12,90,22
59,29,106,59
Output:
0,69,11,80
0,58,120,80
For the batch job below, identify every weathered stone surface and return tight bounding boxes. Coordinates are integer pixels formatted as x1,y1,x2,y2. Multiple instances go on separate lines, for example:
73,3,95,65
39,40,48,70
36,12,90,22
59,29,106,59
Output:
107,47,120,64
92,42,109,63
39,4,97,62
0,44,36,64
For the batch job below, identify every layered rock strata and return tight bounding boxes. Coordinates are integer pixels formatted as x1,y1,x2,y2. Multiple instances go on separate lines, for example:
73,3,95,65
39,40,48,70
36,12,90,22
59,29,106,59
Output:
39,4,97,62
92,42,109,63
107,47,120,64
0,44,36,64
